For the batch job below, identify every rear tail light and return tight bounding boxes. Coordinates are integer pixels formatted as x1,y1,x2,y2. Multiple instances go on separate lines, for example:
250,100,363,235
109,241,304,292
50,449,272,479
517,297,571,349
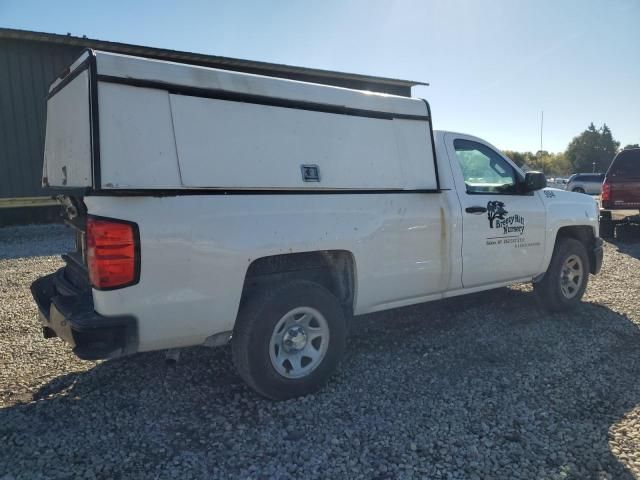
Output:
601,180,611,202
86,217,140,290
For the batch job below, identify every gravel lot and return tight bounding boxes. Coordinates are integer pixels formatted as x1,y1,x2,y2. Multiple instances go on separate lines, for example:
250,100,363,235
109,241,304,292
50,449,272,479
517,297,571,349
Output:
1,224,640,479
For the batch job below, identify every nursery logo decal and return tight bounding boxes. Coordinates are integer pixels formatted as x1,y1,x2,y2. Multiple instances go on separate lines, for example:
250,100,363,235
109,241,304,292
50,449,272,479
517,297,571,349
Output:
487,201,525,236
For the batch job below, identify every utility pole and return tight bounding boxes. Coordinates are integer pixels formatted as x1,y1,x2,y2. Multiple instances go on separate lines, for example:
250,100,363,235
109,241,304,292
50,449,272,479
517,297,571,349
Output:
539,111,544,173
540,111,544,153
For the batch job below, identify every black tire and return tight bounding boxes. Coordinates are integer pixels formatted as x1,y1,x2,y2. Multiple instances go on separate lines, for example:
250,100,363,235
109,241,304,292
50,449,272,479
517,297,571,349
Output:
533,237,590,312
232,280,347,400
572,187,585,193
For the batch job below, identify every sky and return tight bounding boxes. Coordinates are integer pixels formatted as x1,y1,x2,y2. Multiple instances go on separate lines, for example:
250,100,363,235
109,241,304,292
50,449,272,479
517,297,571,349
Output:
2,0,639,152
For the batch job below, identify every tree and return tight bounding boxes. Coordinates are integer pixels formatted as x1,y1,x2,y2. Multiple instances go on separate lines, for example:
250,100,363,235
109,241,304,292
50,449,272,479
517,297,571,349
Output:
536,151,572,176
503,150,571,176
503,150,529,169
565,123,620,173
624,144,639,150
487,201,508,228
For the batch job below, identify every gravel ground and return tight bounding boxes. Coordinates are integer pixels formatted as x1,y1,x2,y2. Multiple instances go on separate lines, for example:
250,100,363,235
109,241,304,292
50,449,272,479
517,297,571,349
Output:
1,224,640,480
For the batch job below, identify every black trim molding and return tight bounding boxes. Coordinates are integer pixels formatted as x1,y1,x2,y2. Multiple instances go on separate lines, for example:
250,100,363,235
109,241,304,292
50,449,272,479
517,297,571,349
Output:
421,99,441,192
88,188,443,197
88,52,102,189
97,74,431,122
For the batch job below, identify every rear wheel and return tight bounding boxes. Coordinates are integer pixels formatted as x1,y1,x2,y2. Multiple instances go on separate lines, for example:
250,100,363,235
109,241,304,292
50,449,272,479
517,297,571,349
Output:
232,280,347,400
533,237,589,311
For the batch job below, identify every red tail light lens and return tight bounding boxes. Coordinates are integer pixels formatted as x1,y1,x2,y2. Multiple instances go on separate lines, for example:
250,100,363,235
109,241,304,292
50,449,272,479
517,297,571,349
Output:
86,217,139,290
601,180,611,202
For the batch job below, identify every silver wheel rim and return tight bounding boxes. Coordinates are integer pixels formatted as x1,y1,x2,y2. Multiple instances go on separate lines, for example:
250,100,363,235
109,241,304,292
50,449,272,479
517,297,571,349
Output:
560,254,584,299
269,306,330,379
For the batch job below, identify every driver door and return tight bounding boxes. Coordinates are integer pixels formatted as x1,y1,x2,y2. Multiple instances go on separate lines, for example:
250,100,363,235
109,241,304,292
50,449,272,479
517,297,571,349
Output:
445,133,546,288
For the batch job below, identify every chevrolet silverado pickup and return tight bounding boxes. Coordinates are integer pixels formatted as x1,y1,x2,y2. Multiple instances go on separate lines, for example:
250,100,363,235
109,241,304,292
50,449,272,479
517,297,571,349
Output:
32,50,603,399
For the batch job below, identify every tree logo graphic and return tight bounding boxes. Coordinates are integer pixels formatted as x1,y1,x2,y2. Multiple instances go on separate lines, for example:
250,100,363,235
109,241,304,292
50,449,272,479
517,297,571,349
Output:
487,201,508,228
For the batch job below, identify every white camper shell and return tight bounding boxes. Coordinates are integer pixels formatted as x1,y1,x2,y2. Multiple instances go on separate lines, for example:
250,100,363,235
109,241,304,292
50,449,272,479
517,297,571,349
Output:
44,50,439,193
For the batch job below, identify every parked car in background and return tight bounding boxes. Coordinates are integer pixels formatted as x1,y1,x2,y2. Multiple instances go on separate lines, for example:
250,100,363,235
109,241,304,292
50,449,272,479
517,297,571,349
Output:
566,173,605,194
600,148,640,239
548,177,568,188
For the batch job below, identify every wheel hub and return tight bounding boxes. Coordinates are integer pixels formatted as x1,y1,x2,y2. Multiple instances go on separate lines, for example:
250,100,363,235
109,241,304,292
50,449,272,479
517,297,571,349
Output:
282,325,307,352
559,254,583,299
269,306,330,379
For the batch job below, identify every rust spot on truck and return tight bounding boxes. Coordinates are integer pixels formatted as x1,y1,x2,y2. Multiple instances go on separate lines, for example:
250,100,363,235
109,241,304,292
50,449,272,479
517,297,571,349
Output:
439,206,450,287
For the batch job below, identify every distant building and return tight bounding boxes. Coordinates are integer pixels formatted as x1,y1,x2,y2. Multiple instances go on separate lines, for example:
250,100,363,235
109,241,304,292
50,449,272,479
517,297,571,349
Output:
0,28,425,224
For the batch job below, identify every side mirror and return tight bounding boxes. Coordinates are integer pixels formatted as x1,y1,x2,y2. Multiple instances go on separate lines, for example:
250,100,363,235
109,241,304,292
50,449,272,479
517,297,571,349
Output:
524,171,547,192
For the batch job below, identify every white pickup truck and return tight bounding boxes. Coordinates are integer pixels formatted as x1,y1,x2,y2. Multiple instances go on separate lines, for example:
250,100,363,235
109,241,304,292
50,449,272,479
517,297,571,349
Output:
32,50,603,400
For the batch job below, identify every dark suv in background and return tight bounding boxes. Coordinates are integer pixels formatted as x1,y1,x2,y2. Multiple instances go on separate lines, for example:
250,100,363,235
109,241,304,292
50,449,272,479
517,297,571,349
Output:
600,148,640,239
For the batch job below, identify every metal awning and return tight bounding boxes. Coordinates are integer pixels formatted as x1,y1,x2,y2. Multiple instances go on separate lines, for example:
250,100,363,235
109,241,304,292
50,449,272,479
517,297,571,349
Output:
0,28,428,95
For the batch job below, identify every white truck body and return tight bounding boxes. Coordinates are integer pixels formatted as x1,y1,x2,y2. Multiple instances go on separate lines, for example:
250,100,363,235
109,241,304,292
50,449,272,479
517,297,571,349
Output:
33,50,603,399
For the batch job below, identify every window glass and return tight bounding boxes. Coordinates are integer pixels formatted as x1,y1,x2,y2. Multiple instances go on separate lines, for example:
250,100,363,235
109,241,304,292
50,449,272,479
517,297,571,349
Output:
581,174,603,181
453,139,517,194
610,150,640,177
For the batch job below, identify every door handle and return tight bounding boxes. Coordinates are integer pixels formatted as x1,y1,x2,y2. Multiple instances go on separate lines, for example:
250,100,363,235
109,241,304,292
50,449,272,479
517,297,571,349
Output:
465,206,487,214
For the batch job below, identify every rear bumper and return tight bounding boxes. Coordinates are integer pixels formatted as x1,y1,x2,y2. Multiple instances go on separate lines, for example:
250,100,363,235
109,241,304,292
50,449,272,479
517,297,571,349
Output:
601,200,640,209
30,268,137,360
591,237,603,275
601,208,640,220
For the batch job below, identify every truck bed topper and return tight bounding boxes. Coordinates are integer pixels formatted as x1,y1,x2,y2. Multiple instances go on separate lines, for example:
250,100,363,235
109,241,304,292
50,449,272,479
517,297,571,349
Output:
43,50,439,194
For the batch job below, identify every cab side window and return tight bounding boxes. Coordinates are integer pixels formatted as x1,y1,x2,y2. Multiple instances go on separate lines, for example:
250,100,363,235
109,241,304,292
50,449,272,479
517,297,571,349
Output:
454,139,518,194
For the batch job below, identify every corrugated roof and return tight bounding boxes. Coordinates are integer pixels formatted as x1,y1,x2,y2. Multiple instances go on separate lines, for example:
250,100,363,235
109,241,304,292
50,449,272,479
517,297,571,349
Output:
0,28,428,91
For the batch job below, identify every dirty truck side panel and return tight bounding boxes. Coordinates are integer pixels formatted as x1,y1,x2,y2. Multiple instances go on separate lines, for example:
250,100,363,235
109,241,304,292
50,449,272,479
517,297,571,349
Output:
86,193,453,352
43,69,92,188
94,80,436,191
538,188,600,271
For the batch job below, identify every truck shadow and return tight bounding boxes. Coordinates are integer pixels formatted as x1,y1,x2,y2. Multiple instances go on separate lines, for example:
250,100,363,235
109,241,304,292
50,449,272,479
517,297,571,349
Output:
2,288,640,479
605,237,640,261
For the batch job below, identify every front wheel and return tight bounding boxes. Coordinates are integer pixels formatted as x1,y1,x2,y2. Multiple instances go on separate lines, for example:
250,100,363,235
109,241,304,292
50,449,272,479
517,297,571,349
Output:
533,237,589,311
232,280,347,400
572,187,586,194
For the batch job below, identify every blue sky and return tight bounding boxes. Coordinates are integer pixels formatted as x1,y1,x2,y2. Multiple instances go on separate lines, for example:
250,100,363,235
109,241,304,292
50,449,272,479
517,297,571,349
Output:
2,0,638,152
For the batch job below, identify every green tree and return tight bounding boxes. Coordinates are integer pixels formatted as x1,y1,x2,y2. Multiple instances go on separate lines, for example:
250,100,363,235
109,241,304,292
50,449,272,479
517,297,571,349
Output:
503,150,538,171
503,150,528,169
623,143,639,149
565,123,620,173
536,151,572,176
503,150,571,176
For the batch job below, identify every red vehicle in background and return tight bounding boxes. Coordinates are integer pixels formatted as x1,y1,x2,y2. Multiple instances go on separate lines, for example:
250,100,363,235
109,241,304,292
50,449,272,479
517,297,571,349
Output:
600,148,640,239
